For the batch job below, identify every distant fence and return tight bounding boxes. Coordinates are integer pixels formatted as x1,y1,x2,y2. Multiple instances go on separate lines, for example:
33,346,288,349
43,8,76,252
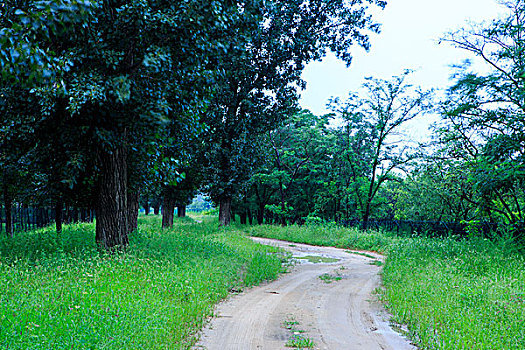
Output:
0,206,95,234
340,219,523,238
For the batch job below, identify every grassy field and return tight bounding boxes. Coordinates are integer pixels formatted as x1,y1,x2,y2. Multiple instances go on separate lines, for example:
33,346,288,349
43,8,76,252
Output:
249,223,525,350
0,215,285,349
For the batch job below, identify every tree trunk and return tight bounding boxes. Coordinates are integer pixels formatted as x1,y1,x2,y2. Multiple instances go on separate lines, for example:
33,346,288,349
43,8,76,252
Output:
153,204,160,215
3,186,13,238
95,145,129,250
219,198,232,226
177,205,186,218
247,208,253,225
239,211,247,225
162,196,175,228
55,200,63,234
127,190,140,234
278,180,287,226
72,207,78,223
362,193,374,230
144,197,150,215
257,204,264,225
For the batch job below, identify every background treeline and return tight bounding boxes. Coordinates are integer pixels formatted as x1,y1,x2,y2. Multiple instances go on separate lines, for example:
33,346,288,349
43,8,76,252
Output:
2,0,525,247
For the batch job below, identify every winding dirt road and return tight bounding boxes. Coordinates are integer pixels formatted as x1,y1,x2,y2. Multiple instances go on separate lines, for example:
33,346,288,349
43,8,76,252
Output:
195,237,416,350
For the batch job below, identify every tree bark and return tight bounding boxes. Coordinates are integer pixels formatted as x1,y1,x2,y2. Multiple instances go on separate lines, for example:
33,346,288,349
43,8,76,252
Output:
127,190,140,234
177,205,186,218
55,200,63,234
162,196,175,228
219,197,232,226
95,145,129,250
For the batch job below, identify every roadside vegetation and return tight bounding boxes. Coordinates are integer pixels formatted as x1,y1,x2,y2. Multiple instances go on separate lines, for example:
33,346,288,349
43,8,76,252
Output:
0,215,285,350
248,224,396,253
250,223,525,349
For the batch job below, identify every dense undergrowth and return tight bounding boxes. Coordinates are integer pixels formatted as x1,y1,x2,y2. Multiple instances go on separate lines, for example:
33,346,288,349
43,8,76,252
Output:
249,223,525,350
0,215,285,349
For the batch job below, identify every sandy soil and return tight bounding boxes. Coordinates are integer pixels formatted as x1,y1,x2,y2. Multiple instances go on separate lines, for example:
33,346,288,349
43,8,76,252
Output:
194,237,416,350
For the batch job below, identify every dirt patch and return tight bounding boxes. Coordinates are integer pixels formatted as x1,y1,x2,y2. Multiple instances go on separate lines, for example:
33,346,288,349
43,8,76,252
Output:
195,237,416,350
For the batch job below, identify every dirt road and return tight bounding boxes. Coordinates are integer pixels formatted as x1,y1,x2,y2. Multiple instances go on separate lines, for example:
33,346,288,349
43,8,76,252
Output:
195,237,416,350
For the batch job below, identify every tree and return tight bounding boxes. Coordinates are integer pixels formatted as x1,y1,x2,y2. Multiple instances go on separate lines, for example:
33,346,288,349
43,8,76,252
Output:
203,0,387,226
331,71,431,228
0,0,225,249
267,110,330,225
435,0,525,224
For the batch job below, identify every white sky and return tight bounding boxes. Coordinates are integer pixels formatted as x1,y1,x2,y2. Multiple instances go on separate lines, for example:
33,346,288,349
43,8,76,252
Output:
299,0,508,137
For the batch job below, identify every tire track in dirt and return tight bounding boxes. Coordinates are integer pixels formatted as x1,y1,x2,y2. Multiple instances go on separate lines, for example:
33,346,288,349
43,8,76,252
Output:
195,237,416,350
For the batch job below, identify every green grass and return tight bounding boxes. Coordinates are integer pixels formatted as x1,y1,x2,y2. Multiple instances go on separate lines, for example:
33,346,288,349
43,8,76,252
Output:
382,236,525,349
249,223,525,349
0,215,285,349
283,317,314,349
248,223,396,252
318,273,342,283
285,335,315,349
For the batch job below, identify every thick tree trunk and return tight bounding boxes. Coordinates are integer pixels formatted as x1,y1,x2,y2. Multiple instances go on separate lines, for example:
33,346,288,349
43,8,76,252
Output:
55,200,63,234
177,205,186,218
162,196,175,228
95,146,129,250
3,187,13,238
127,190,140,234
219,198,232,226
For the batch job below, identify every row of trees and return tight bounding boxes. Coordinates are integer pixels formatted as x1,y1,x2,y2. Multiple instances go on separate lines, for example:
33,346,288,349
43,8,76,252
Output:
3,0,524,245
211,0,525,230
0,0,387,249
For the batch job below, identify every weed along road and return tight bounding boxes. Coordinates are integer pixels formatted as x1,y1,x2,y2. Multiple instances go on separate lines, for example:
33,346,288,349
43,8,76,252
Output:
195,237,416,350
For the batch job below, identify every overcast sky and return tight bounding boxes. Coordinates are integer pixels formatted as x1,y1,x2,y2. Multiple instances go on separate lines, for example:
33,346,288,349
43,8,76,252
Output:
299,0,507,126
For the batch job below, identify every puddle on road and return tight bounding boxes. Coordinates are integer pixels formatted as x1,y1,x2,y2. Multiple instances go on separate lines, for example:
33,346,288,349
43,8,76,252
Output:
294,255,340,264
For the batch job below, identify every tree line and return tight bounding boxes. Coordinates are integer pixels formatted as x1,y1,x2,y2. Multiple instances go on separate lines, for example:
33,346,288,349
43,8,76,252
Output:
0,0,386,249
2,0,524,248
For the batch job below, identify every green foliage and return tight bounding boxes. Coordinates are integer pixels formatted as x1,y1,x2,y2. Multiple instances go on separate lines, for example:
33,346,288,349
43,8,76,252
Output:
201,0,386,224
0,216,284,349
329,71,431,224
431,0,525,224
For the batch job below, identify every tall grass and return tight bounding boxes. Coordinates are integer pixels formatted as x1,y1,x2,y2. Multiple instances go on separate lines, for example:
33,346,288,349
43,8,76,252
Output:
383,236,525,349
0,215,285,349
248,223,396,252
249,223,525,349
